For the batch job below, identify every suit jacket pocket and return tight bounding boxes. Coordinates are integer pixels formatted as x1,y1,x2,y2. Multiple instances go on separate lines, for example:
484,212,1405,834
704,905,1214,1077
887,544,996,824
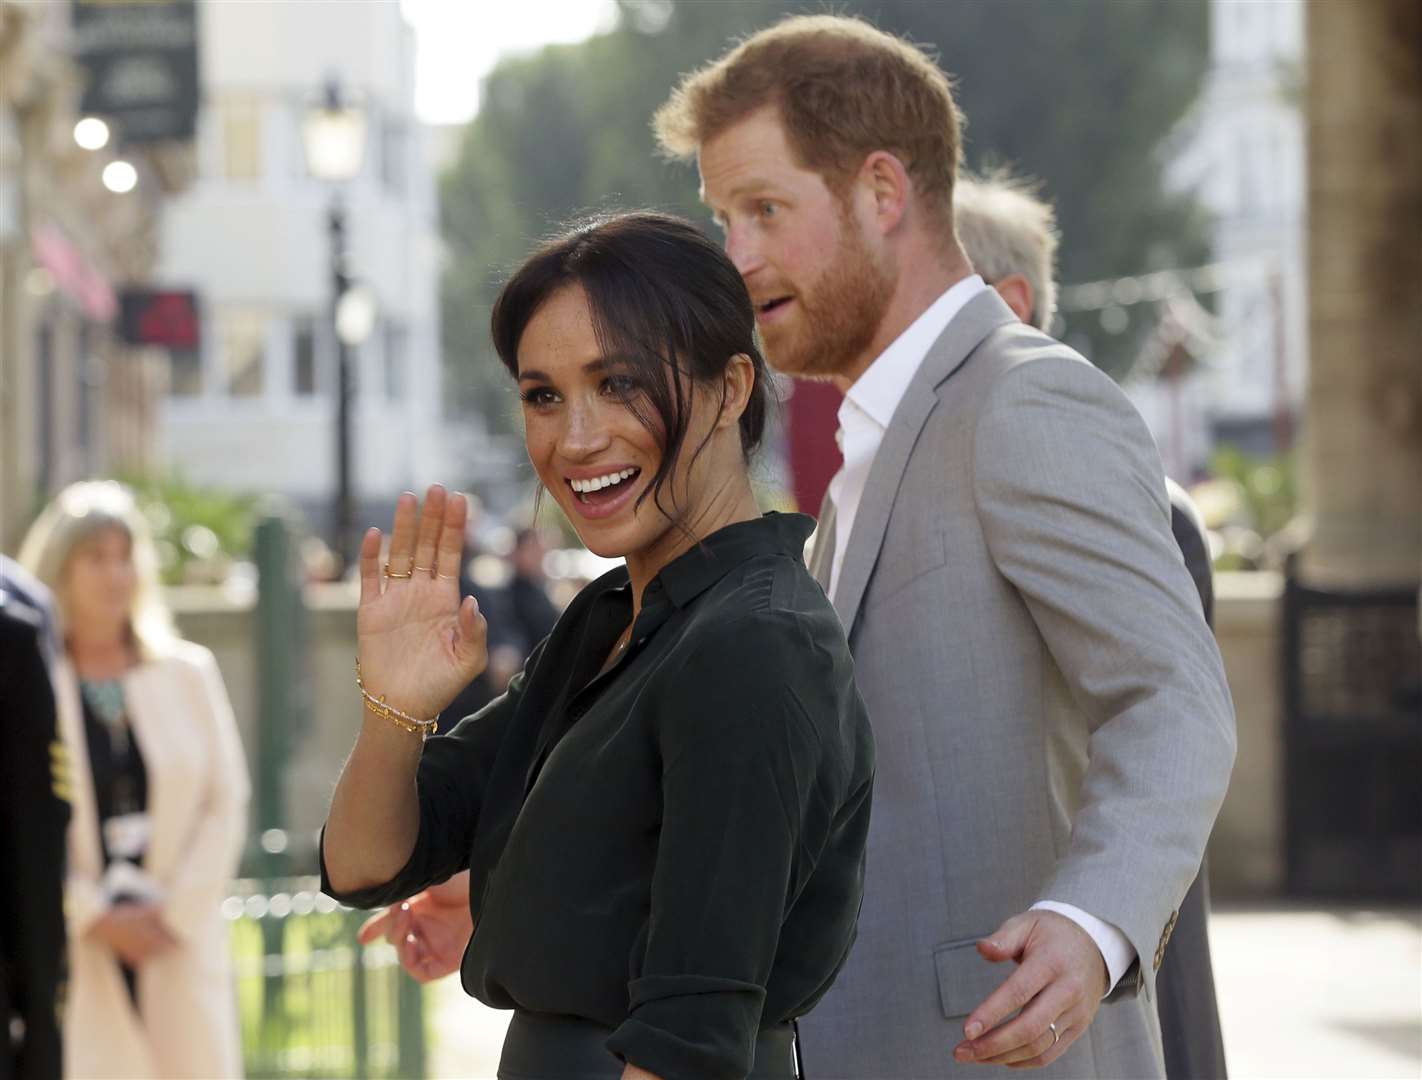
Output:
934,936,1007,1019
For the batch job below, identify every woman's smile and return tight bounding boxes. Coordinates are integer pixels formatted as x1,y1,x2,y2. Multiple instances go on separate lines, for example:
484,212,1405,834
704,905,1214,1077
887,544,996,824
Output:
517,284,672,561
564,465,644,519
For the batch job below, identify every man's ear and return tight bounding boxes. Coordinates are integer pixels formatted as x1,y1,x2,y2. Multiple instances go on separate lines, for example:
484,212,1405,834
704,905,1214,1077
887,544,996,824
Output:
992,273,1036,326
717,354,756,432
860,150,912,235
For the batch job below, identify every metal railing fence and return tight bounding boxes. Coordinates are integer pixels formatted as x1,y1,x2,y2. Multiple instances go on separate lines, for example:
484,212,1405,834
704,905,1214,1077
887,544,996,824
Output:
225,874,425,1079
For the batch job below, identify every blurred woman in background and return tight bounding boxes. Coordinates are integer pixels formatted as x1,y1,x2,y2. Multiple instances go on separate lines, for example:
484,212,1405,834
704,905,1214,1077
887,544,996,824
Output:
20,480,249,1080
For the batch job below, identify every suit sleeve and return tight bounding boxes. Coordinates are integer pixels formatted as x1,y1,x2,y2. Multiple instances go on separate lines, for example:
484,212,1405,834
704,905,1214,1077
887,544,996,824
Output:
1169,496,1216,627
161,648,252,942
970,354,1236,998
0,613,68,1080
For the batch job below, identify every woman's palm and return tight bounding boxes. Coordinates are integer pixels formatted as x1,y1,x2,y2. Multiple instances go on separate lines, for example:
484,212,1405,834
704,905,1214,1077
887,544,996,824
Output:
356,487,487,720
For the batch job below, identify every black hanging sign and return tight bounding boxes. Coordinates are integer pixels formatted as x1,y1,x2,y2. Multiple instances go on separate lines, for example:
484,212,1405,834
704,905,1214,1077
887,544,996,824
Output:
71,1,200,145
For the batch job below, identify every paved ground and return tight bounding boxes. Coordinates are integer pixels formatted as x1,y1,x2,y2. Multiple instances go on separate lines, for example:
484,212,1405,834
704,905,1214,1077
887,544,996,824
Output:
426,904,1422,1079
427,979,508,1080
1209,904,1421,1079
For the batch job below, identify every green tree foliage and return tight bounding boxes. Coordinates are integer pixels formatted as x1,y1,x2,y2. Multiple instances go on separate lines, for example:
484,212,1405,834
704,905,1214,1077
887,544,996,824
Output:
1203,445,1299,569
442,0,1211,431
121,472,258,584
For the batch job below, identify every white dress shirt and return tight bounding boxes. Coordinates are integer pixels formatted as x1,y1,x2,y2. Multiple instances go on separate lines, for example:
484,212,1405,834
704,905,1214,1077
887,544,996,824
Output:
827,275,986,598
826,275,1135,993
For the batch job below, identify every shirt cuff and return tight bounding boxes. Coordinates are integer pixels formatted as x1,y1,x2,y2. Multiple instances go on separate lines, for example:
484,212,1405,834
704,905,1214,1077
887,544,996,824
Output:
606,974,766,1079
1031,900,1135,995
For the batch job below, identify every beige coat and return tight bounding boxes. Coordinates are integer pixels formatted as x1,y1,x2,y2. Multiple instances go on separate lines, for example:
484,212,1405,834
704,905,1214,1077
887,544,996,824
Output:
55,639,250,1079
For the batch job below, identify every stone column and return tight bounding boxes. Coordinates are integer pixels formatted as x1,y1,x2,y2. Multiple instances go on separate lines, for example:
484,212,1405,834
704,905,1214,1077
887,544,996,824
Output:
1302,0,1422,587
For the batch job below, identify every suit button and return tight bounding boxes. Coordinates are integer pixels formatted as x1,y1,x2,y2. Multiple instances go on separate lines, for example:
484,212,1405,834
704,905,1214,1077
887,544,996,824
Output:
1153,914,1176,971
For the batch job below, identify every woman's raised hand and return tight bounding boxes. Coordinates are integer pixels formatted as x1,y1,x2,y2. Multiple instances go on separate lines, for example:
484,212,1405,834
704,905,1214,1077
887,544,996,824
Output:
356,485,487,722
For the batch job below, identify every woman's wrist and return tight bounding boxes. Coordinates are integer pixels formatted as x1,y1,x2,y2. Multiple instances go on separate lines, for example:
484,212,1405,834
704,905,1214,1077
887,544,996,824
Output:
359,702,433,753
356,658,440,737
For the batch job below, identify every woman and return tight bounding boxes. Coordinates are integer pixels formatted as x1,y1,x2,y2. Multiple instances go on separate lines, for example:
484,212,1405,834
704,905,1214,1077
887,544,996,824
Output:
19,481,249,1080
321,212,874,1080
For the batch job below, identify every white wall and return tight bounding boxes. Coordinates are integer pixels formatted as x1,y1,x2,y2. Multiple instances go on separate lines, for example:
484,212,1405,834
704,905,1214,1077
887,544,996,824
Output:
200,1,416,108
154,1,468,507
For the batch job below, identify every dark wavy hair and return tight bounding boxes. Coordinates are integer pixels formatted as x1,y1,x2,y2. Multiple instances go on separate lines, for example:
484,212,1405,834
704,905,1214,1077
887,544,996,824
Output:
490,210,771,523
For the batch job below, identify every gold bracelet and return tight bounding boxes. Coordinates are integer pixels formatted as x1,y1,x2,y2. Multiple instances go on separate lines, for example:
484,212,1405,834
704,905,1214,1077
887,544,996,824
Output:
355,659,439,737
361,692,434,734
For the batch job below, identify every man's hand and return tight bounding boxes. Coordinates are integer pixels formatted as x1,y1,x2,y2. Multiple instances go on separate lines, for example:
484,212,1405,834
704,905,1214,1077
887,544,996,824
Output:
88,903,178,966
357,871,473,982
953,909,1109,1069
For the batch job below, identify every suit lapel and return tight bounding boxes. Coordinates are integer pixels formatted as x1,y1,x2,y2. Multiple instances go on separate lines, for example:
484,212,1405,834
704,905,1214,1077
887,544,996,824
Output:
808,491,836,591
831,289,1018,633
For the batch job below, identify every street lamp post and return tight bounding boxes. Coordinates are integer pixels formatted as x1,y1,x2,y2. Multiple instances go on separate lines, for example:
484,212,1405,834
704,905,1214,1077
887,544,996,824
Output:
302,77,370,574
329,200,354,572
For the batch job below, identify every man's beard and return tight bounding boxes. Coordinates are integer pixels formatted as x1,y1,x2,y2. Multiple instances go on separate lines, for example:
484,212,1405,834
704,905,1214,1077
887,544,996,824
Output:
760,216,895,379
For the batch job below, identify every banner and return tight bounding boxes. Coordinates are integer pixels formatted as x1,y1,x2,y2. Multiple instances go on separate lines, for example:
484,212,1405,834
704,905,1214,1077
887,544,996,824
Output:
118,289,201,349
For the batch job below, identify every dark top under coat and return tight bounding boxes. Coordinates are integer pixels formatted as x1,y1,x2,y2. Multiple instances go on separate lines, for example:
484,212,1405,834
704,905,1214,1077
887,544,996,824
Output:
322,512,874,1080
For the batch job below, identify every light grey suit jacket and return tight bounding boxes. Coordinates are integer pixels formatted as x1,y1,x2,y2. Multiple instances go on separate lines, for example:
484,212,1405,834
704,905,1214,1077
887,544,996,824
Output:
798,290,1236,1079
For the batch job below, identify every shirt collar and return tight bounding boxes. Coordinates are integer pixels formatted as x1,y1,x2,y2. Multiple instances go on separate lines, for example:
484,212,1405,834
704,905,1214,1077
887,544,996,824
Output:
843,275,987,430
651,512,816,610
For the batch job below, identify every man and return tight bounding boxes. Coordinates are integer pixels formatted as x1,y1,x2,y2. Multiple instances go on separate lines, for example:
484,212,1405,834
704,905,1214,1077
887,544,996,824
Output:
956,172,1229,1079
1,556,69,1080
482,526,561,695
439,499,505,728
503,527,560,663
655,15,1235,1077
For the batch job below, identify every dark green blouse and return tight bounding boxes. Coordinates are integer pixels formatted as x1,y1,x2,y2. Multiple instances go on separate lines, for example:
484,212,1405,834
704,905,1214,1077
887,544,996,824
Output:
322,513,874,1079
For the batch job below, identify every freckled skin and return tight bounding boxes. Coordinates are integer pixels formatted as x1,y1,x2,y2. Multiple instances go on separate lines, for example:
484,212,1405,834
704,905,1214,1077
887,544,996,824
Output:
698,106,894,381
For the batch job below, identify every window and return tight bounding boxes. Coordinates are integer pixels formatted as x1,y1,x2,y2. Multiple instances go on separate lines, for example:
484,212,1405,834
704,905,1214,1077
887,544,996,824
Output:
220,98,263,181
383,320,407,401
78,324,95,470
1235,138,1254,215
217,309,266,397
380,115,407,197
169,348,203,395
293,315,318,395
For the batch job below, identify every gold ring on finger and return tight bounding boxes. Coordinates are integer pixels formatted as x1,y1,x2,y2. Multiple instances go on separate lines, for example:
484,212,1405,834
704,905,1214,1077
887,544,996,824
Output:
1048,1022,1060,1046
436,571,458,580
413,564,434,574
384,562,414,580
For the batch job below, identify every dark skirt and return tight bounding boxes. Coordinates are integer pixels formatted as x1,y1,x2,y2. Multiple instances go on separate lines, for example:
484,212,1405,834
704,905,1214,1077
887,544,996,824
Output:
498,1011,800,1080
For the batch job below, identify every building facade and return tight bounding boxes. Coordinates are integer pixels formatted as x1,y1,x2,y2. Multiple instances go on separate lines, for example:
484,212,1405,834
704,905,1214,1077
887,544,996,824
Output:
1147,0,1307,476
1,0,181,552
155,2,502,539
